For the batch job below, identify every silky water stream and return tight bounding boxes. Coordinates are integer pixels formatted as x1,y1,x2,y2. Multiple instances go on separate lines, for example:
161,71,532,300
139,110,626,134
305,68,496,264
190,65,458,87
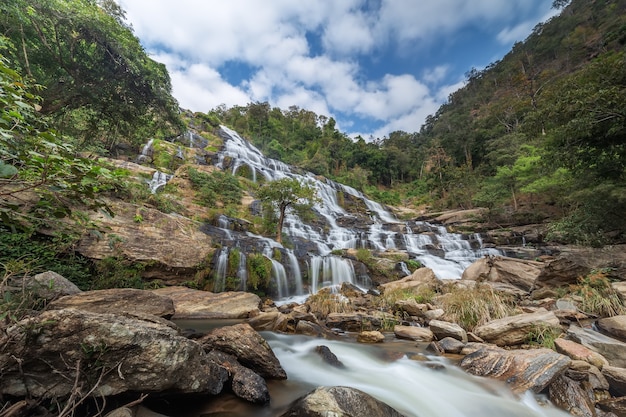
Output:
167,322,571,417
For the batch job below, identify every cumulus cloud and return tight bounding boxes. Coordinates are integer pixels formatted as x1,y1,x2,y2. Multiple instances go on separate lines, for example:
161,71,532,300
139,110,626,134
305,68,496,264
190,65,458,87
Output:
118,0,554,138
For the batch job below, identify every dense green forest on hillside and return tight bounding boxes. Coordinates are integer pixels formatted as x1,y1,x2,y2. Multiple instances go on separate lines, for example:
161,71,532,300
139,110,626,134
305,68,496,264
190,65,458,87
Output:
1,0,625,249
205,0,626,245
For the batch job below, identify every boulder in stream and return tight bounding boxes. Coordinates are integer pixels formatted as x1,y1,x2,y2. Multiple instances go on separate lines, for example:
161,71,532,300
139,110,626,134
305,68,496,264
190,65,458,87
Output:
152,286,261,319
280,386,407,417
473,309,561,346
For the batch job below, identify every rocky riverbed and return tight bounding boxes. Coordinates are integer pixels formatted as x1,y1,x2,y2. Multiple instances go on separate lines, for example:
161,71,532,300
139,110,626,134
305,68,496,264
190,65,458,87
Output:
2,248,626,417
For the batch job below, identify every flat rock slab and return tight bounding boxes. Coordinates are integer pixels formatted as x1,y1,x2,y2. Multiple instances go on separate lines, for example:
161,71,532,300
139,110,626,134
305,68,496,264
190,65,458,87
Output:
48,288,175,318
152,286,260,319
460,344,571,394
473,309,560,346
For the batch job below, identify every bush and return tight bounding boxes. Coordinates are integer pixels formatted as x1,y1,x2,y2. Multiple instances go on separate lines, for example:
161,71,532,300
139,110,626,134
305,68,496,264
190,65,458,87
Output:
574,270,625,317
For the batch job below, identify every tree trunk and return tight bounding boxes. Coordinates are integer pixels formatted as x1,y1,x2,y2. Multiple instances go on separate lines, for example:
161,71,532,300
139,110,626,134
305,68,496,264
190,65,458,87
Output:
276,207,286,244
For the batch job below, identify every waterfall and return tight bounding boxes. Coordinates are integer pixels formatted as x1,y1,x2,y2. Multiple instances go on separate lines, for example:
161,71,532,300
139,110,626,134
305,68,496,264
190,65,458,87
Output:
147,171,171,194
137,138,154,163
213,248,229,292
237,252,247,291
212,125,503,299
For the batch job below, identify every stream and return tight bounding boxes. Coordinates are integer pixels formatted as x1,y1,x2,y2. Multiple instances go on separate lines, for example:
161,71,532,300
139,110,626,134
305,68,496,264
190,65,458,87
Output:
169,321,572,417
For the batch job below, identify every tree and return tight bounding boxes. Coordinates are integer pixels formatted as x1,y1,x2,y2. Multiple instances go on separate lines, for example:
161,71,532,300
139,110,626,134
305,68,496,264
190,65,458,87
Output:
0,37,114,231
256,177,319,243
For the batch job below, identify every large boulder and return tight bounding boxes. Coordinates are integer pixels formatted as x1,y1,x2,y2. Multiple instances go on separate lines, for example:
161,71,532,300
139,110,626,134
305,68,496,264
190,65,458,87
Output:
200,323,287,380
554,338,608,369
379,267,440,293
460,344,571,394
549,375,596,417
76,200,214,283
205,350,270,404
280,386,407,417
48,288,175,318
461,255,543,292
428,319,468,343
152,286,261,319
0,309,227,398
568,325,626,368
473,309,561,346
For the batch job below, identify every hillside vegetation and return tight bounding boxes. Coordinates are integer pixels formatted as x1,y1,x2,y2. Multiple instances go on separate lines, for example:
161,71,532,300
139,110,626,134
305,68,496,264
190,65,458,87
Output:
0,0,624,281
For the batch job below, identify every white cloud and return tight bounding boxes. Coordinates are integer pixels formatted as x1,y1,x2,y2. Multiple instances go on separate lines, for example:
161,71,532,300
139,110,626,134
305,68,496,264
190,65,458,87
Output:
118,0,554,137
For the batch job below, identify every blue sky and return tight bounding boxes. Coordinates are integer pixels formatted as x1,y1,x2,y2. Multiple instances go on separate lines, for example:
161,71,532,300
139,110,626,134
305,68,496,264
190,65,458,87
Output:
118,0,558,139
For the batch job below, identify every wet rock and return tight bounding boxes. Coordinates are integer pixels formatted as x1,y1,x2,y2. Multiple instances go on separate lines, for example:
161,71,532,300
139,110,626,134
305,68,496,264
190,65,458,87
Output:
200,323,287,379
206,350,270,404
462,255,542,292
428,319,468,343
568,325,626,368
357,330,385,343
393,325,433,342
555,337,608,369
48,288,175,318
152,286,261,319
473,309,561,346
0,309,227,398
280,386,407,417
314,346,346,368
460,344,571,394
549,374,596,417
438,337,465,354
598,316,626,343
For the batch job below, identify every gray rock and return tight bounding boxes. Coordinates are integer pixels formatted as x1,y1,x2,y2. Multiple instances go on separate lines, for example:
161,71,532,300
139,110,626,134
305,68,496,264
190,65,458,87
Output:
597,315,626,343
200,323,287,379
0,309,227,398
393,325,433,342
460,344,571,394
152,286,261,319
462,256,543,292
280,386,407,417
206,350,270,404
20,271,82,301
438,337,465,354
602,366,626,396
429,319,468,343
568,325,626,368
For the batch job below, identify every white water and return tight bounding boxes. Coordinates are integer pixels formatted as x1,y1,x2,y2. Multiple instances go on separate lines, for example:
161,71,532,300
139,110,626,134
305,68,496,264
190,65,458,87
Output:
212,126,502,297
266,333,571,417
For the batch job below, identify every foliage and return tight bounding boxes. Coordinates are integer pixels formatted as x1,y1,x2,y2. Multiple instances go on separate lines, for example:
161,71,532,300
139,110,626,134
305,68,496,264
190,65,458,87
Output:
91,257,146,290
525,324,562,349
246,253,272,292
0,0,183,150
438,284,518,331
256,177,319,243
573,270,625,317
306,289,354,319
187,167,242,208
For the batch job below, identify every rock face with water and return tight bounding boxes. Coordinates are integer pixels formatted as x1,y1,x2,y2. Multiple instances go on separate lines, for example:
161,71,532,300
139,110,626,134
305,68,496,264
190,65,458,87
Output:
280,386,408,417
460,344,571,393
0,309,227,398
76,200,214,284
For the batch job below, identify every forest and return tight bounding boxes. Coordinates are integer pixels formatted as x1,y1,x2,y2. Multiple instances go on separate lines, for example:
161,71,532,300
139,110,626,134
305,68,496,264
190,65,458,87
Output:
1,0,625,250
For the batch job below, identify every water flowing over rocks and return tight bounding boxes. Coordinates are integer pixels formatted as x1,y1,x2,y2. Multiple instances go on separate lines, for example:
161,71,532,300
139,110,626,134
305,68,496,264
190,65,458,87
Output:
279,386,408,417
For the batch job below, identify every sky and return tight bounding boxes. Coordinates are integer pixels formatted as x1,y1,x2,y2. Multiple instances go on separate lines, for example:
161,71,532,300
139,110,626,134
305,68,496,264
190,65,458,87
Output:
117,0,558,140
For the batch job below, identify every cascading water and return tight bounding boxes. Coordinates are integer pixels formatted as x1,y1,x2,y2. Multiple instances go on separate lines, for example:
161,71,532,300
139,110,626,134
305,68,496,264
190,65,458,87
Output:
213,124,502,296
147,171,171,194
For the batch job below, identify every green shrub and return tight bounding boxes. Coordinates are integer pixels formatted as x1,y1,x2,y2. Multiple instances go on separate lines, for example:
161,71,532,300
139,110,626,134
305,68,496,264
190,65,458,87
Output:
247,253,272,291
